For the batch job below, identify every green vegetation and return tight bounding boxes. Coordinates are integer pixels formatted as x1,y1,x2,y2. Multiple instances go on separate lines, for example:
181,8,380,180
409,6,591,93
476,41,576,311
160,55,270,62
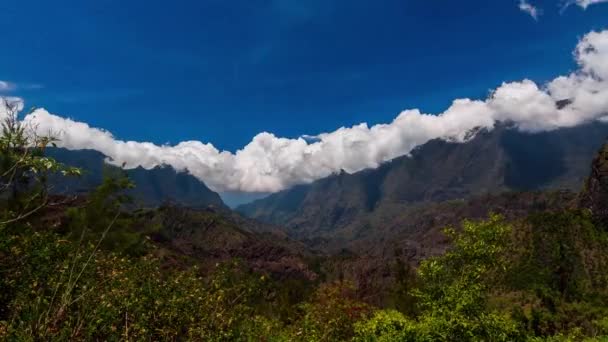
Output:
1,107,607,340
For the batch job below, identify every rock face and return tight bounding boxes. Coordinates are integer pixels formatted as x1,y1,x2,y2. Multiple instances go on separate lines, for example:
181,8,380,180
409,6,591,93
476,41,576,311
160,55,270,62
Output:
580,142,608,228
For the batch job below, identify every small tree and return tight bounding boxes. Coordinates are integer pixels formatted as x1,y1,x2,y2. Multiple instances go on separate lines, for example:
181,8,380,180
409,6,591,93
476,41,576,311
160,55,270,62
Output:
354,215,522,342
413,214,520,341
0,100,80,225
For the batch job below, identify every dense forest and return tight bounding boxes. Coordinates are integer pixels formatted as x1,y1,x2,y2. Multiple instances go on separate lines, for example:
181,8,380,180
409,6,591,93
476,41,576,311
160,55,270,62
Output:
1,107,608,341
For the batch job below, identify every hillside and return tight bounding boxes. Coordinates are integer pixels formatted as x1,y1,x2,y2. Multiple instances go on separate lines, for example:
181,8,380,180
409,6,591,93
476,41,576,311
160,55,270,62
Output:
238,123,608,251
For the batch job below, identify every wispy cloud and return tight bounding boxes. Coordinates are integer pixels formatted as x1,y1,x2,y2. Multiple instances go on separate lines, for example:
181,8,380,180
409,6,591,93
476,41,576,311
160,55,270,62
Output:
23,83,44,90
519,0,542,20
0,81,44,92
2,30,608,193
562,0,608,10
0,80,15,92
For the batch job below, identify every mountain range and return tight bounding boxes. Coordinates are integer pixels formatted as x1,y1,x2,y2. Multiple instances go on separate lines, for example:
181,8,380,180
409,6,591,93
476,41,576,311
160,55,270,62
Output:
47,123,608,259
236,123,608,252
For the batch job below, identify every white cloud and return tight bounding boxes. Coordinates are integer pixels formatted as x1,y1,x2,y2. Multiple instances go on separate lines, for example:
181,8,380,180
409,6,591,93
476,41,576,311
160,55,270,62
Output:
518,0,541,20
2,30,608,193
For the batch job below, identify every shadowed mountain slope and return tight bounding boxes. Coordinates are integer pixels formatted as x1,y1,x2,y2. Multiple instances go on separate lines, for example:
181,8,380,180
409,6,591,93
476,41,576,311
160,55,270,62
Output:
47,148,226,209
580,141,608,229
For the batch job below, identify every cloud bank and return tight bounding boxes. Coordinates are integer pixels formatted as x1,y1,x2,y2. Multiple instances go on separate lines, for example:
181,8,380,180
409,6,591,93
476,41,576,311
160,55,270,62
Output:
1,30,608,193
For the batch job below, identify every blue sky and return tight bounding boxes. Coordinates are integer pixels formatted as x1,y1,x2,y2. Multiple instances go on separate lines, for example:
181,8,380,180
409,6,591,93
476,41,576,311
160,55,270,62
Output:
0,0,607,153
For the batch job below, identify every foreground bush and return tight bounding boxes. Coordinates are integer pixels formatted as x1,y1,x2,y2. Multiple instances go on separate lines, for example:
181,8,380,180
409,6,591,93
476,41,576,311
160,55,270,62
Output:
0,223,270,340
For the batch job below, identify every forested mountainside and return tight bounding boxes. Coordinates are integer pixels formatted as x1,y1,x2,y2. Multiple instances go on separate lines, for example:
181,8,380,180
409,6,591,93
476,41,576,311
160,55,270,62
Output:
140,205,316,280
237,123,608,250
46,148,226,209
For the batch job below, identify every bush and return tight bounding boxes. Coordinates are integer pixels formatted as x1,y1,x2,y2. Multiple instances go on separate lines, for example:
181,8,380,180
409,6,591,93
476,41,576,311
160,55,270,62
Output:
289,281,371,341
0,226,271,340
353,309,416,342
